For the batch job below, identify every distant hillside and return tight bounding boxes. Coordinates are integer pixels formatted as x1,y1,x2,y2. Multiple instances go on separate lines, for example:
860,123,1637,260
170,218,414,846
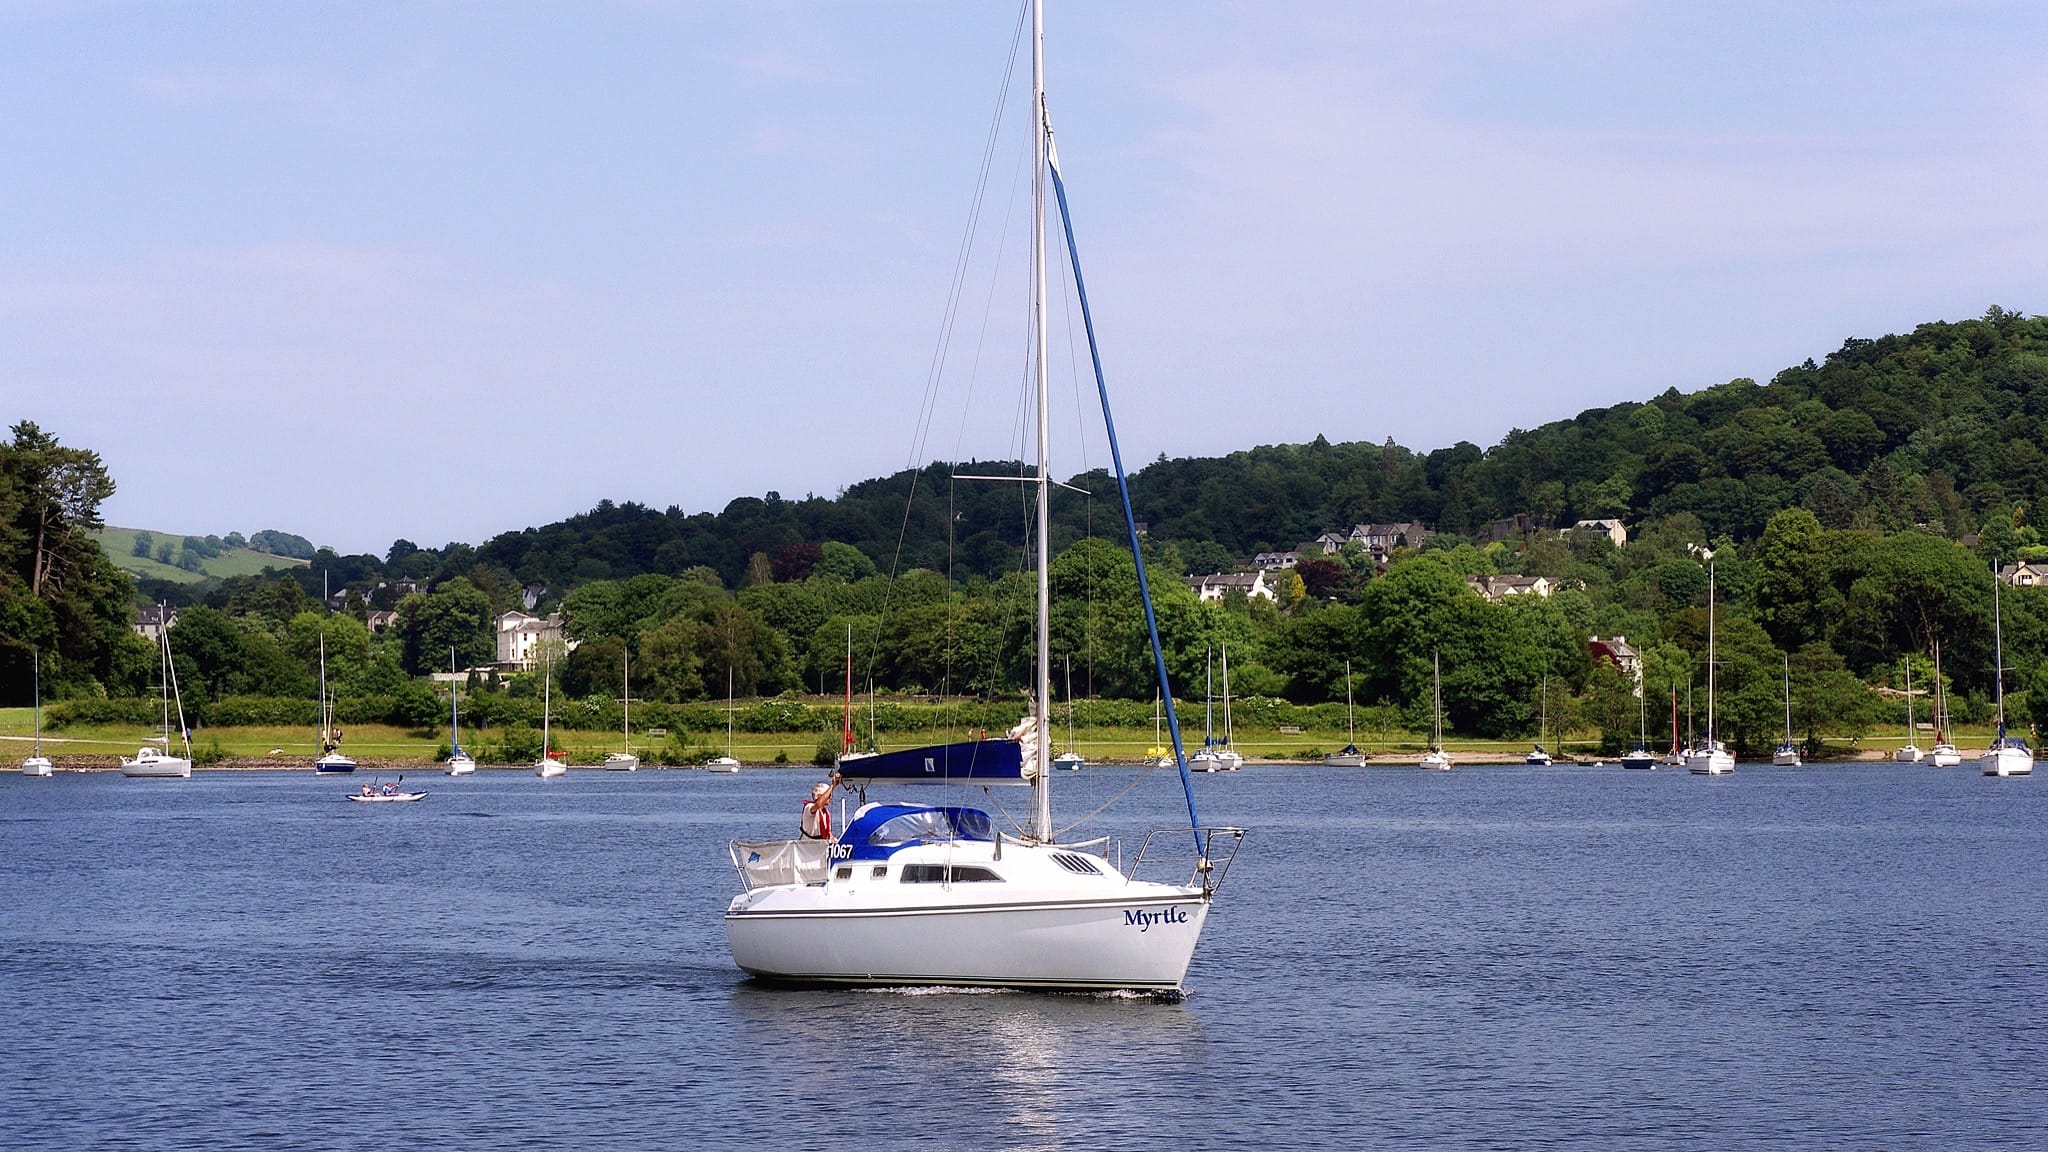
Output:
94,526,310,585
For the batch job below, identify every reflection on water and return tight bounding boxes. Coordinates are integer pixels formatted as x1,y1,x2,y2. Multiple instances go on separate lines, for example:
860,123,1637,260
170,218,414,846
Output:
1,764,2043,1150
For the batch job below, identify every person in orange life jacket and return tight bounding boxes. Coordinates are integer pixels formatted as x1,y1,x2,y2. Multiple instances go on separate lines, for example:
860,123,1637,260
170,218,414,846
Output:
801,774,841,840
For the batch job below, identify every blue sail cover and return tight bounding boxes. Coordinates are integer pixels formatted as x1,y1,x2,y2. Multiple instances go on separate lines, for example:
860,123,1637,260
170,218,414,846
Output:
837,739,1029,786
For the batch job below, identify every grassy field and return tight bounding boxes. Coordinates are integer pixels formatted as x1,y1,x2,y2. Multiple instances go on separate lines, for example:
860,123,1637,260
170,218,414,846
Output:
92,526,309,585
0,707,1989,766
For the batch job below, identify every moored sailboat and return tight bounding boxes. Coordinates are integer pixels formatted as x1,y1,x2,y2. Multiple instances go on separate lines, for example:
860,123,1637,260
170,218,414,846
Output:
445,647,475,775
1324,660,1367,766
1893,658,1923,763
22,647,53,776
1771,654,1802,766
1525,674,1553,765
1929,641,1962,767
1980,564,2033,777
1053,656,1085,770
724,6,1242,993
122,609,193,778
1419,651,1452,770
1687,556,1735,775
605,652,640,771
1620,686,1657,770
534,648,566,778
704,666,741,772
312,632,356,774
1189,645,1243,772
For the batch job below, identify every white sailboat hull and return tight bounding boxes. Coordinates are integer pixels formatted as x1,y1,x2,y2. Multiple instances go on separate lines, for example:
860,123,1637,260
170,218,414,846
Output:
1052,753,1085,771
1981,746,2033,776
1894,745,1924,763
603,753,640,771
703,756,741,773
1929,744,1962,767
1619,750,1657,770
1771,749,1802,766
1322,751,1367,767
1418,750,1452,771
445,755,476,776
1687,747,1735,774
21,756,54,777
728,887,1211,991
535,758,566,778
1189,749,1241,772
121,750,191,778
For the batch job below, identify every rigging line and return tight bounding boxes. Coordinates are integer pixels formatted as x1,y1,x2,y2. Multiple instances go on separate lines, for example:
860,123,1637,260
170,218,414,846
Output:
950,98,1035,469
1054,758,1173,840
870,0,1029,699
1053,231,1098,697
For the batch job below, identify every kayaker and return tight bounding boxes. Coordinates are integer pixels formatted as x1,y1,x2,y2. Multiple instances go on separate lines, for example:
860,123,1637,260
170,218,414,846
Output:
801,775,840,840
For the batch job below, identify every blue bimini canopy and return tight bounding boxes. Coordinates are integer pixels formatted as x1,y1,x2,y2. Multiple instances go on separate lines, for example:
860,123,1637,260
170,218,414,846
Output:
838,804,997,862
837,738,1028,787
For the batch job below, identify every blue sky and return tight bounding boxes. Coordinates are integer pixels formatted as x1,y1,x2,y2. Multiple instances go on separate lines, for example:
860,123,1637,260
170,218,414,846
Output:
5,1,2045,554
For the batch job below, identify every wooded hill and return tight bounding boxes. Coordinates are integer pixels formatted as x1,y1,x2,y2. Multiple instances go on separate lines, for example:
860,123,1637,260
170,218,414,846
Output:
316,306,2045,594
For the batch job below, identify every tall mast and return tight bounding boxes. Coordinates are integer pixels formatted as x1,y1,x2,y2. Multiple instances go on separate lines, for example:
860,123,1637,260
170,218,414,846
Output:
1992,562,2006,738
450,645,460,750
1706,558,1717,744
623,650,631,752
1030,0,1052,839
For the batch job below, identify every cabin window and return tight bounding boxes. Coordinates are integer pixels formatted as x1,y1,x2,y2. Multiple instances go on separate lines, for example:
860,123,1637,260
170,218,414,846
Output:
871,866,888,879
1051,852,1101,875
900,864,1004,884
834,866,852,881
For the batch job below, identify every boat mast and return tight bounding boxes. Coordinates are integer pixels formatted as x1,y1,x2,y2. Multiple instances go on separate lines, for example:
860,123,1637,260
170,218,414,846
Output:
32,646,42,758
1030,0,1052,839
1783,653,1792,746
727,664,736,759
623,650,631,753
1902,658,1911,745
1220,642,1233,748
1992,561,2006,741
542,648,552,760
1432,650,1443,750
1706,557,1717,746
450,645,460,751
1345,659,1355,748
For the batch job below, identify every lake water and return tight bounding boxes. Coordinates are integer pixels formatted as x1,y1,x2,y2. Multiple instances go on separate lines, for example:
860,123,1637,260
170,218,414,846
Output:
2,763,2040,1150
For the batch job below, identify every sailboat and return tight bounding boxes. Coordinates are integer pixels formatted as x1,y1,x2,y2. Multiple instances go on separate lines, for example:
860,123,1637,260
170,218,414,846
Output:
22,647,53,776
1665,684,1685,767
445,646,475,775
1190,645,1243,771
1620,685,1657,770
1687,556,1735,775
1053,655,1085,770
604,652,640,770
1929,641,1962,767
122,608,193,778
1324,660,1367,766
1980,564,2033,777
534,648,566,777
1893,658,1924,763
704,666,741,772
1525,674,1553,765
1419,651,1452,770
724,3,1242,993
1771,654,1802,766
312,632,357,774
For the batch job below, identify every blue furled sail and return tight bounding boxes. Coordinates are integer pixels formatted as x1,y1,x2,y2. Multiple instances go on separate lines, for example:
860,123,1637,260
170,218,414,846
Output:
835,738,1031,786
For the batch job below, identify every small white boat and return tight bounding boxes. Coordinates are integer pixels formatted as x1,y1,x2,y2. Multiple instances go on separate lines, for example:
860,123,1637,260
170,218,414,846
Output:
1419,651,1452,770
1928,641,1961,766
122,613,193,779
312,628,355,774
1525,746,1552,766
348,789,427,803
534,648,565,777
445,646,475,775
1053,656,1086,770
22,647,53,776
605,651,639,770
1689,557,1735,776
1620,689,1656,769
1771,656,1801,765
703,665,741,772
1190,646,1243,771
122,744,192,779
1688,740,1735,775
1052,751,1085,771
1894,657,1923,762
1979,568,2033,778
1525,675,1553,764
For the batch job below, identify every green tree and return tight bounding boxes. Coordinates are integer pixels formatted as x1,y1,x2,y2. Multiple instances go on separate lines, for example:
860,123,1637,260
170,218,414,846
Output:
398,578,494,673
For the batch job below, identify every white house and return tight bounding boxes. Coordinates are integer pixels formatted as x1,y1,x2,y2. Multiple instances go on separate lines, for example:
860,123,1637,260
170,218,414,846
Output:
1349,522,1433,555
1465,573,1554,601
1251,550,1301,571
1588,635,1644,694
1997,561,2048,588
496,610,569,669
133,604,179,640
1188,571,1277,603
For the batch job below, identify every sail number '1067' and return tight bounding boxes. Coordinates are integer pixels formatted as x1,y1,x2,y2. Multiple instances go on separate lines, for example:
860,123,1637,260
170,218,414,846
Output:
1125,906,1191,932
